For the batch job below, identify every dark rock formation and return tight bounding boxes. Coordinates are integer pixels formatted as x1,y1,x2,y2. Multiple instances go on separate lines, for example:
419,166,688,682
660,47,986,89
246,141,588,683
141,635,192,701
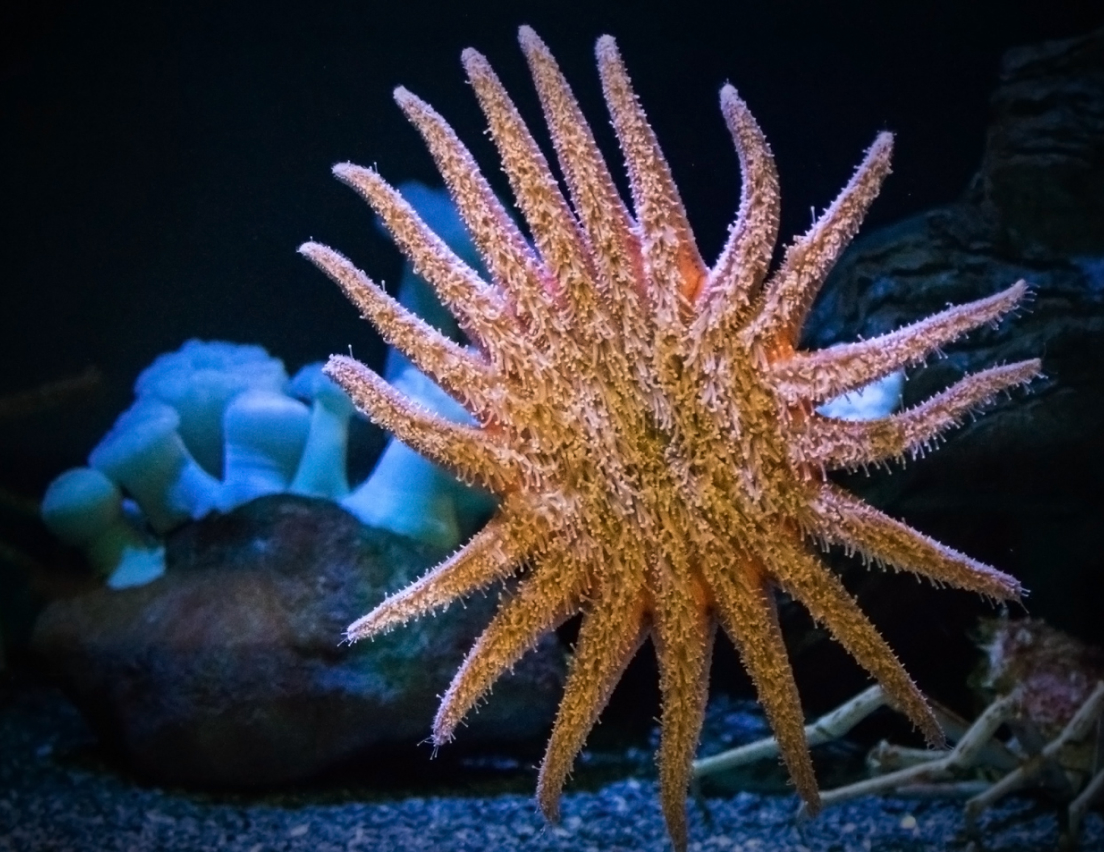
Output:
787,27,1104,714
31,494,565,787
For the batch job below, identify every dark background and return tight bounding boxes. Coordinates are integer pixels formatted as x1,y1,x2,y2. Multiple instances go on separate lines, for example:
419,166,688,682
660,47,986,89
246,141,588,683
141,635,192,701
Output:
2,0,1101,493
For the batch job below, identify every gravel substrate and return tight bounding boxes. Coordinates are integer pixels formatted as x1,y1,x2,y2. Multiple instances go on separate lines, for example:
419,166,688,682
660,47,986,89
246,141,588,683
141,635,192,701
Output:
2,680,1101,852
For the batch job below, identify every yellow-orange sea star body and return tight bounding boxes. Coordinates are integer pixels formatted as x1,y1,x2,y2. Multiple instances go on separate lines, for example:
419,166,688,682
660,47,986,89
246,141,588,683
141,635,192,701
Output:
301,26,1040,851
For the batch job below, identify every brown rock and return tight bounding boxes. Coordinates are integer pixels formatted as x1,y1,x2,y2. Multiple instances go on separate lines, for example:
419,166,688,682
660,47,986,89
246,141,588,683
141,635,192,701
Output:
31,494,565,787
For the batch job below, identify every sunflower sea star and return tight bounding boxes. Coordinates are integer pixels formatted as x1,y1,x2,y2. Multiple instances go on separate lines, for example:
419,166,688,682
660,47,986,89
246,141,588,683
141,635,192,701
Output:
300,26,1040,850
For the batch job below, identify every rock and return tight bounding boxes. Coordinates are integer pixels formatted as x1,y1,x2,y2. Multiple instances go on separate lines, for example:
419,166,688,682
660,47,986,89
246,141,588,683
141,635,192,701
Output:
971,27,1104,256
31,494,565,787
785,27,1104,712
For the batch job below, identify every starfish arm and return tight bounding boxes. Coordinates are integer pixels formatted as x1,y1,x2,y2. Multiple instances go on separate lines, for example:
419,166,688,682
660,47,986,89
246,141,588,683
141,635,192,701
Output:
519,27,658,406
433,555,581,744
519,28,642,303
298,242,495,414
750,133,893,347
697,85,780,334
596,35,708,316
651,569,715,852
345,512,534,642
393,87,554,339
462,47,602,331
704,556,821,811
773,541,945,748
770,280,1030,405
794,359,1042,469
536,577,649,822
325,355,523,493
807,484,1022,600
330,163,517,358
